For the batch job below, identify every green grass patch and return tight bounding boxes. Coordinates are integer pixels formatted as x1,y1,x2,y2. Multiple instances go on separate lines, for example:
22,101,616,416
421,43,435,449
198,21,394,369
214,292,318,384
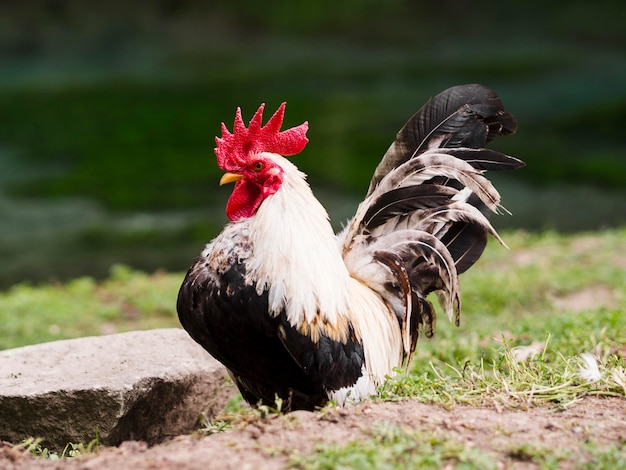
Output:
380,229,626,408
0,264,181,350
290,422,498,470
18,435,100,461
290,429,625,470
381,328,625,410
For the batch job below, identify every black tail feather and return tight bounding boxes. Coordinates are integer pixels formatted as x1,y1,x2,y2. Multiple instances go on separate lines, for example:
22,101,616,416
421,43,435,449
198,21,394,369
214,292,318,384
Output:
367,84,518,196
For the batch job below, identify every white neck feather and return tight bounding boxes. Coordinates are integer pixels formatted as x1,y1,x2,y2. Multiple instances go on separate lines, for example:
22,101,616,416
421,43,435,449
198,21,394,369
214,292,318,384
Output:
243,153,403,397
245,153,352,327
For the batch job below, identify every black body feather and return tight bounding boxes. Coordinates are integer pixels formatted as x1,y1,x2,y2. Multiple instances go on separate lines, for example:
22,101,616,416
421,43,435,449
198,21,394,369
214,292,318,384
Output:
177,253,365,410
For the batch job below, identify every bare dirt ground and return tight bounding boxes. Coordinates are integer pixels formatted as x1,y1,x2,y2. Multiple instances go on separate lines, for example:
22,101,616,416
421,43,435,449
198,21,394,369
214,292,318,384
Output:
1,397,624,469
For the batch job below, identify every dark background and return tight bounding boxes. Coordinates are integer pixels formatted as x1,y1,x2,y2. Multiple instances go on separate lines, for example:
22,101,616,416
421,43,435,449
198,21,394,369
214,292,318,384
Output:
1,0,624,288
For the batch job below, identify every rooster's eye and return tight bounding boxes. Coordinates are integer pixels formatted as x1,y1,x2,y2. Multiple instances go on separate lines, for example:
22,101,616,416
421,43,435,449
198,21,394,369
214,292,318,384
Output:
252,161,264,172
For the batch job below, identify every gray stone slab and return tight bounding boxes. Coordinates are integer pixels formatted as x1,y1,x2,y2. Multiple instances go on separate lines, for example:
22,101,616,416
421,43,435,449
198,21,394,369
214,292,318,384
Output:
0,328,232,450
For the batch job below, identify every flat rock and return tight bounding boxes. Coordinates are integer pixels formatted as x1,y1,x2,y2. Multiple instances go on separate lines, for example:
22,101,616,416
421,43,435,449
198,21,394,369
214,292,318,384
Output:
0,328,233,450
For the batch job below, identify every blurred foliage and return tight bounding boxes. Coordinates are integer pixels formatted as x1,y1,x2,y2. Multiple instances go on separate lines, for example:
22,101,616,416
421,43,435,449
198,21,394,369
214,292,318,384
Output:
2,85,225,209
2,82,625,211
0,0,624,211
0,0,624,287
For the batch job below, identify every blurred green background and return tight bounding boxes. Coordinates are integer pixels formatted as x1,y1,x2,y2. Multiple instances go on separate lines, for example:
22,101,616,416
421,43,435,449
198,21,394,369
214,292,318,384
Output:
1,0,625,288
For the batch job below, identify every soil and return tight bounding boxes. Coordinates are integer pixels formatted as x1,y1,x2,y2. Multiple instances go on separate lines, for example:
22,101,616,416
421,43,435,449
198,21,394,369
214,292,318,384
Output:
2,397,624,469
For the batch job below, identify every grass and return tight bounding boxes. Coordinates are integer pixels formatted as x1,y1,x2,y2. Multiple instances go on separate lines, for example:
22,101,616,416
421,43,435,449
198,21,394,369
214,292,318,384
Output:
17,434,100,460
1,229,625,467
380,330,625,409
290,423,625,470
290,422,499,470
370,229,626,411
0,264,179,350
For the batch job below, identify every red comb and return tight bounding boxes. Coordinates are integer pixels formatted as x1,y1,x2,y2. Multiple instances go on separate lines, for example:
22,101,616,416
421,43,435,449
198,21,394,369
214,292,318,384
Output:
214,102,309,169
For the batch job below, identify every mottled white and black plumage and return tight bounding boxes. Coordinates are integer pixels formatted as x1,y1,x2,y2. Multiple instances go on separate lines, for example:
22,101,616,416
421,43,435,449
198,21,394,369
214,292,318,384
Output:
177,84,524,411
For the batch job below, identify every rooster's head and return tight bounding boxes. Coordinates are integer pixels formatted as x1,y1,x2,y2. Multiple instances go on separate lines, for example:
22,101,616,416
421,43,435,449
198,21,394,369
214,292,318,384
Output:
214,103,309,221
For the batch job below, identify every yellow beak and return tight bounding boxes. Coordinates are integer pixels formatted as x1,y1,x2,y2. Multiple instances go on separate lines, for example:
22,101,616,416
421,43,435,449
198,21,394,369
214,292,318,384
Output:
219,172,243,186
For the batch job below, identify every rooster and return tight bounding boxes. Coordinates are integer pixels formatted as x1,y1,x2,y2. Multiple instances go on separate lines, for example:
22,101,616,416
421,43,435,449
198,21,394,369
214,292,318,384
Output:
177,84,524,411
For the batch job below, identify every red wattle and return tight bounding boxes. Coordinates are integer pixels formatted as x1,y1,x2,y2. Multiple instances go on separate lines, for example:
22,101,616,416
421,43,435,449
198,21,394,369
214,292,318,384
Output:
226,180,263,221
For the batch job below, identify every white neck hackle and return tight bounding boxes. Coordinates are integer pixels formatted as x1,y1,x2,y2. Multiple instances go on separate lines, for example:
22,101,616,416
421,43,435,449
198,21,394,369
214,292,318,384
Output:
244,153,352,328
242,153,403,398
